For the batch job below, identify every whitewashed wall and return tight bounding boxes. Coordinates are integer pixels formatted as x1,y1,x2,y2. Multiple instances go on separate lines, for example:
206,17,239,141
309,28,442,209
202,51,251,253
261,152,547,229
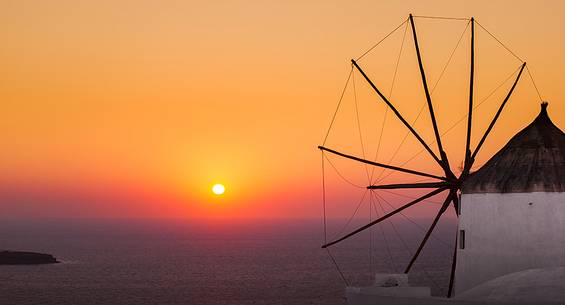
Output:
454,192,565,295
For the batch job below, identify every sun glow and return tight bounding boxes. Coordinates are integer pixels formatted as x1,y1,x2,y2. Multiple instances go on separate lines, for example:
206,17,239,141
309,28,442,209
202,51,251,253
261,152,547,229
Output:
212,184,225,195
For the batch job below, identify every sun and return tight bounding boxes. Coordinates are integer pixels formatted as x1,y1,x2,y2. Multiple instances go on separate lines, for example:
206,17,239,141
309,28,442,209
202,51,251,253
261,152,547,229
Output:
212,183,225,195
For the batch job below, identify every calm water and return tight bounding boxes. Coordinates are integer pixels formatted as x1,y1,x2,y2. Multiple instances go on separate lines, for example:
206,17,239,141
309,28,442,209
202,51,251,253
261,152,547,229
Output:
0,218,455,304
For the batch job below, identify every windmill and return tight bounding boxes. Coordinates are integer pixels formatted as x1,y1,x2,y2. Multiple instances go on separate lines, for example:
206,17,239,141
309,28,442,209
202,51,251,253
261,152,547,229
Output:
317,14,541,298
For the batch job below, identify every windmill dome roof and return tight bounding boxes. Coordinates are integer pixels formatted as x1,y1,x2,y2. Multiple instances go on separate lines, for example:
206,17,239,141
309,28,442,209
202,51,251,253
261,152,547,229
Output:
462,102,565,193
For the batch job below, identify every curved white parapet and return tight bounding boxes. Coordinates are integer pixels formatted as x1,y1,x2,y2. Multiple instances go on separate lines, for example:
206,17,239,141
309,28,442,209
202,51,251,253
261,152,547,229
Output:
455,267,565,303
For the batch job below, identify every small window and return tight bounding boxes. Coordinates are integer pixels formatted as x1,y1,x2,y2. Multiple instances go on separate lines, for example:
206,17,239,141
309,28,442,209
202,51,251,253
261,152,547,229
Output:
459,230,465,249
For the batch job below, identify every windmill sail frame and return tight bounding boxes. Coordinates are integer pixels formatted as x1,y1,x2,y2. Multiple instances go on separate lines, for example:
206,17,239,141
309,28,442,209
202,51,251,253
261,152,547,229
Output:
319,14,534,298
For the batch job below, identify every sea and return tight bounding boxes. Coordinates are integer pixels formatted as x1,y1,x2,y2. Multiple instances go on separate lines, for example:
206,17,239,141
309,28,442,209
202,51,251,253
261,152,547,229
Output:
0,218,456,305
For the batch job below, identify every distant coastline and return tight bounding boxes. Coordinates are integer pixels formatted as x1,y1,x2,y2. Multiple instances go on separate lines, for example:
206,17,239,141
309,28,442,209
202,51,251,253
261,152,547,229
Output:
0,251,59,265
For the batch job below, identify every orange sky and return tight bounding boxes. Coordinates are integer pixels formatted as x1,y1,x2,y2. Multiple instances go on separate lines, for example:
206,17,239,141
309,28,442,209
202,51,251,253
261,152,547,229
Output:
1,0,564,219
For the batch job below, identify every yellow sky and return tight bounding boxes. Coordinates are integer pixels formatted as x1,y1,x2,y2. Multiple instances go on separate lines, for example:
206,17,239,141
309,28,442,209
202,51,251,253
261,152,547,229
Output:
1,0,564,218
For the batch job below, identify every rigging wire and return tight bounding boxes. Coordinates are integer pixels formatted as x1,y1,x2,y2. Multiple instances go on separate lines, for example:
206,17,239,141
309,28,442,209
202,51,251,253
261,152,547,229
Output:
475,20,523,63
321,153,360,287
373,192,420,249
412,177,442,183
352,71,372,182
322,154,348,288
389,22,409,99
376,63,523,182
373,192,406,273
370,190,396,273
326,248,350,286
379,189,442,205
356,18,409,61
323,67,354,146
526,66,543,101
369,20,409,183
323,154,365,189
375,192,452,248
431,20,471,93
372,191,444,294
373,20,470,183
412,15,470,21
322,152,328,244
329,189,369,241
369,188,374,275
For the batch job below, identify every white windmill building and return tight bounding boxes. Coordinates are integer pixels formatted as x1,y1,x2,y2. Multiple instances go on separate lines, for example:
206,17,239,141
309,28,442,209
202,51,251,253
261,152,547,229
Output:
454,102,565,294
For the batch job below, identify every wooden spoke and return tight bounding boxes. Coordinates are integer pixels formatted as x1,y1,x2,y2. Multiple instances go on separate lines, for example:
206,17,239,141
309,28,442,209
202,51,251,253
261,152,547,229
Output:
404,190,454,273
350,59,445,170
322,187,448,248
367,182,448,189
409,14,453,178
463,18,475,177
318,146,447,181
447,193,460,297
471,62,526,163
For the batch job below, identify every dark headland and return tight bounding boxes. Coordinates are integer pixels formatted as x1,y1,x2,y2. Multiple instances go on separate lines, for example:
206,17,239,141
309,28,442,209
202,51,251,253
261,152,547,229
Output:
0,251,59,265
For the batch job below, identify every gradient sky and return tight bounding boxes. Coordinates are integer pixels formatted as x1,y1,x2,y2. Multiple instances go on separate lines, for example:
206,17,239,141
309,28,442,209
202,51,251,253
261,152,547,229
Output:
1,0,564,219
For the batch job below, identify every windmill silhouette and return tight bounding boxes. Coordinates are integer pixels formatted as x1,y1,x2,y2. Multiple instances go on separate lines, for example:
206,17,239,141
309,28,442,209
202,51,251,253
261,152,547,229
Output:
318,14,532,297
